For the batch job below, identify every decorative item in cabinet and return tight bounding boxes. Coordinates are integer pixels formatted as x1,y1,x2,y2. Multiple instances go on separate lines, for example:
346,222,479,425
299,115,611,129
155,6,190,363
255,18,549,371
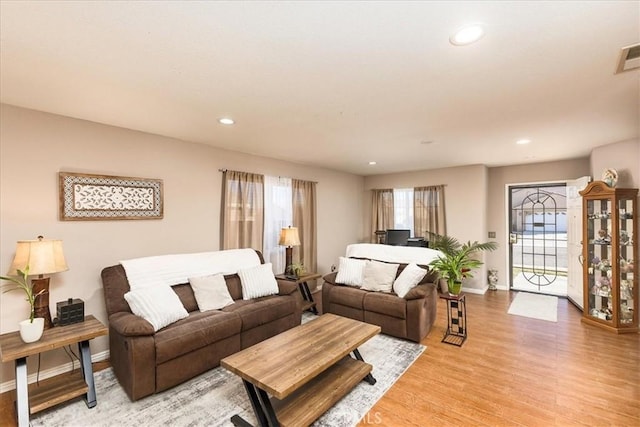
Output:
580,181,638,333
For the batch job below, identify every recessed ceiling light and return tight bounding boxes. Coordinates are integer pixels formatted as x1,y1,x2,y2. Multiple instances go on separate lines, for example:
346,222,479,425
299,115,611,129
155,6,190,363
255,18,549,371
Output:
516,139,531,145
450,24,485,46
368,161,377,166
218,117,235,125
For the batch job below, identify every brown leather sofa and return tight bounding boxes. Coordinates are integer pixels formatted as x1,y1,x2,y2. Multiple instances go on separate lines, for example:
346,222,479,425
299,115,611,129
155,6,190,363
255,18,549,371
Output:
322,260,439,342
101,251,302,401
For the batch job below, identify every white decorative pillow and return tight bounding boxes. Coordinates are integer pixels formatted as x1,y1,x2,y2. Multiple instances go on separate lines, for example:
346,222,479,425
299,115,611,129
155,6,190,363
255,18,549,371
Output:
124,285,189,332
237,263,279,300
335,257,367,287
189,273,235,311
393,263,428,298
361,260,400,293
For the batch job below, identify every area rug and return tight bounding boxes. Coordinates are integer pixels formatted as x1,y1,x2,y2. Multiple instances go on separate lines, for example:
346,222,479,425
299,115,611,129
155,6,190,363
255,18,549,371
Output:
31,319,424,427
507,291,558,322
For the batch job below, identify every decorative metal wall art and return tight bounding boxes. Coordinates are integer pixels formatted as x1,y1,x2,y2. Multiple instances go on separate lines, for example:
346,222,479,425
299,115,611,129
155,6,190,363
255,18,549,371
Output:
59,172,163,220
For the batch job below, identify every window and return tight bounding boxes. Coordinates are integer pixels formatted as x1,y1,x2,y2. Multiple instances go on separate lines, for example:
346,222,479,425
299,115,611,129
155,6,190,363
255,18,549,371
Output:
393,188,414,236
222,170,316,273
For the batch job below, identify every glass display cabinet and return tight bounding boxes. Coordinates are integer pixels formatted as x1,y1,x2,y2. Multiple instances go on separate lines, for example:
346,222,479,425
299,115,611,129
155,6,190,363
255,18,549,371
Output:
580,181,638,333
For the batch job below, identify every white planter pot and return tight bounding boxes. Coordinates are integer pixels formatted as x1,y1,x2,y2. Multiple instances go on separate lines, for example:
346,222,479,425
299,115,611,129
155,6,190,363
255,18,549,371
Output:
19,318,44,343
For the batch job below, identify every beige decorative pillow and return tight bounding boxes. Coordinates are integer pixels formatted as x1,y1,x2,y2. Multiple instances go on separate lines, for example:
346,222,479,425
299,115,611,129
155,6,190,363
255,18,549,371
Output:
360,260,400,293
237,263,279,300
189,273,235,311
335,257,367,287
124,285,189,332
393,263,428,297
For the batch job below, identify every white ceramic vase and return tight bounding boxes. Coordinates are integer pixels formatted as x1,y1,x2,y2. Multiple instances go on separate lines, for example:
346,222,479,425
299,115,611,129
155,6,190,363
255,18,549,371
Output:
19,318,45,343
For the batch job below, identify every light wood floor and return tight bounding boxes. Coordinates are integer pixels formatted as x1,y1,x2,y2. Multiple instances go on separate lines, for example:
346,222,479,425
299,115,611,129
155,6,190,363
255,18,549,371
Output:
360,291,640,426
1,291,638,426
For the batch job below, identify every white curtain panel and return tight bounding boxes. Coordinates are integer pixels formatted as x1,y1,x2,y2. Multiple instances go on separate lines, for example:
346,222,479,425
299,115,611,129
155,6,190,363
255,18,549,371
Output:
263,175,292,273
393,188,414,236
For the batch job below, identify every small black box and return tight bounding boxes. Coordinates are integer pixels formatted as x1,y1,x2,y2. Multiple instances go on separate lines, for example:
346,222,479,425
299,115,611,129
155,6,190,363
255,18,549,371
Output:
56,298,84,326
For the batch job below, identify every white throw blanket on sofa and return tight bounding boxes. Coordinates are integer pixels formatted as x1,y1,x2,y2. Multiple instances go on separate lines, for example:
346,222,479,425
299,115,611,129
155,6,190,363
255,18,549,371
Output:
346,243,443,265
120,249,261,290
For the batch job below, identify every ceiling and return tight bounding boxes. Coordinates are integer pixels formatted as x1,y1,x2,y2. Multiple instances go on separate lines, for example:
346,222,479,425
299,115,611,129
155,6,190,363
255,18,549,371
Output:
1,1,639,176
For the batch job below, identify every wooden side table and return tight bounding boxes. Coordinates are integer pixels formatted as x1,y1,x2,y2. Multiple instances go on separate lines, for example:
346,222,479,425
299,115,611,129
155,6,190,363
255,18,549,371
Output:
276,273,322,314
439,293,467,346
0,315,108,427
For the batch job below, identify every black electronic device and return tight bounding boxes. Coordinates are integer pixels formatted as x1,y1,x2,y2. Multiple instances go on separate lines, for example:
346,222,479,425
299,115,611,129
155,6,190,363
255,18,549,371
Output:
385,229,411,246
56,298,85,326
407,237,429,248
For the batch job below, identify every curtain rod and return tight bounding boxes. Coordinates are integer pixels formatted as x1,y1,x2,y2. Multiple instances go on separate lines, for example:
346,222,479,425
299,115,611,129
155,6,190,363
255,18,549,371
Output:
218,168,318,184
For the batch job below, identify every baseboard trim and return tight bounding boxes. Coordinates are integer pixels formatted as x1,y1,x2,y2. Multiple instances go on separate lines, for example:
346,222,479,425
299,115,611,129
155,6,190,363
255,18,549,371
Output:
461,286,488,295
0,349,110,394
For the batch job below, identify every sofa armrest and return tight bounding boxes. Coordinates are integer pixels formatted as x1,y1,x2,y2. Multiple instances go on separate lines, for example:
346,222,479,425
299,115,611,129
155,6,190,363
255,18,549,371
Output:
276,279,299,296
109,312,155,336
322,272,339,285
403,283,437,300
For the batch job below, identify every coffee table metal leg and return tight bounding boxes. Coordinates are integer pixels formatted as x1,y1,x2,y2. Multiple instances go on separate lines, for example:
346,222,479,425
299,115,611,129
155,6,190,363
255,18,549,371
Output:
351,348,377,385
255,386,279,426
232,379,281,427
14,357,29,427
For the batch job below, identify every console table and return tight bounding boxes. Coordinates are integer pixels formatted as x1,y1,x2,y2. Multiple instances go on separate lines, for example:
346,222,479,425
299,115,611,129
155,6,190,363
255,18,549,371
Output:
0,315,108,427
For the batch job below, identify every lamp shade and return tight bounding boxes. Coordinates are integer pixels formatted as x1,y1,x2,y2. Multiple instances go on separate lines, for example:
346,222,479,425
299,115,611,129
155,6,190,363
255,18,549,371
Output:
7,237,68,276
278,227,300,247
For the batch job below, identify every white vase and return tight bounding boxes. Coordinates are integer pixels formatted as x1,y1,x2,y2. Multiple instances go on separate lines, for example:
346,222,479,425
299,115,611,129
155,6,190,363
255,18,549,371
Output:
19,318,44,343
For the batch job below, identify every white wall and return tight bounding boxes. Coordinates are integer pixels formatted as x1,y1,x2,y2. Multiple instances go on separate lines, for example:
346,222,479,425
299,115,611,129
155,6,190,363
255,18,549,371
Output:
0,104,364,384
589,139,640,188
363,164,490,291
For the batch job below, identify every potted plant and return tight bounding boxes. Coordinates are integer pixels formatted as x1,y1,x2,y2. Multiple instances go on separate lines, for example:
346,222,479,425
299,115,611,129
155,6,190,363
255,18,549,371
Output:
428,235,497,295
1,266,45,342
290,262,306,278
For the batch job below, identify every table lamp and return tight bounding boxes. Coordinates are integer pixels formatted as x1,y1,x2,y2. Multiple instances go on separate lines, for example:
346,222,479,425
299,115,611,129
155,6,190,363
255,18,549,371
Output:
278,226,300,276
8,236,68,329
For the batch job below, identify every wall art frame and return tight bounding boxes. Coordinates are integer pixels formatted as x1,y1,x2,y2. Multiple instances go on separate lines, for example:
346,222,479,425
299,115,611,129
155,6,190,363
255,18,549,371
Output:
59,172,164,221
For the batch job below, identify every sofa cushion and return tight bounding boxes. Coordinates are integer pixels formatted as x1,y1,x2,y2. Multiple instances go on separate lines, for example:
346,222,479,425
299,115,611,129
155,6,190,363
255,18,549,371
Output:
363,292,407,319
171,282,199,312
238,263,279,300
225,275,243,301
189,273,234,311
393,263,428,298
222,295,295,331
328,285,366,309
124,286,189,332
361,260,399,292
155,310,242,364
335,257,366,287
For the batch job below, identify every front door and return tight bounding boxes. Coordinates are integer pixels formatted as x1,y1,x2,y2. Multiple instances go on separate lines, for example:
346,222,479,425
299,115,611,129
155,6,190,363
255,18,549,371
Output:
509,183,568,296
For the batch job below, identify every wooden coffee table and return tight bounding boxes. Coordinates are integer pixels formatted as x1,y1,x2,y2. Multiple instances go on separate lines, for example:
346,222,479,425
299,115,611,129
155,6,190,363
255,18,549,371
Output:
221,313,380,427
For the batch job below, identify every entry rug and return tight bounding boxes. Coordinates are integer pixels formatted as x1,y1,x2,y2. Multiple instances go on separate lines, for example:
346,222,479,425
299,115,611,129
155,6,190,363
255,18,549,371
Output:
507,291,558,322
31,325,424,426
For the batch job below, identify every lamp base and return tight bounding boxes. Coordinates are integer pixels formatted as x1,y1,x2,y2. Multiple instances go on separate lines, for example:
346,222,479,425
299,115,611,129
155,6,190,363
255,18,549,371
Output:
284,247,293,276
32,277,54,329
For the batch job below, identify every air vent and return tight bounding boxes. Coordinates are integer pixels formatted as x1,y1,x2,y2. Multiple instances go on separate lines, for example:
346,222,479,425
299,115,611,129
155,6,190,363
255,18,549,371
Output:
615,43,640,74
